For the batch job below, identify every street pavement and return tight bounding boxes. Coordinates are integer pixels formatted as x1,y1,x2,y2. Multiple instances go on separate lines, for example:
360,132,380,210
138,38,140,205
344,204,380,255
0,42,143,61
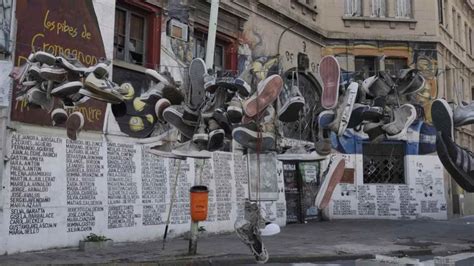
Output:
0,216,473,265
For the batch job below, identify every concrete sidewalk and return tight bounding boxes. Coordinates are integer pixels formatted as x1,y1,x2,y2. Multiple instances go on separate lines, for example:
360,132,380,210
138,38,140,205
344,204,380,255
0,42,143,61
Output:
1,217,474,265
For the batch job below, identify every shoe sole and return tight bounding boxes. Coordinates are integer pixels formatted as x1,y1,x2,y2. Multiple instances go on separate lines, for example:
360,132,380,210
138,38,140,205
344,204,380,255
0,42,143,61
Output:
66,112,84,140
51,81,83,98
227,106,243,124
277,96,305,122
232,127,275,151
51,109,68,126
79,88,122,104
39,69,68,82
162,108,195,139
337,82,359,136
155,98,171,122
315,157,345,209
193,133,209,146
28,88,54,112
436,132,474,192
431,99,453,140
189,58,206,108
243,75,283,117
83,80,124,103
319,56,340,110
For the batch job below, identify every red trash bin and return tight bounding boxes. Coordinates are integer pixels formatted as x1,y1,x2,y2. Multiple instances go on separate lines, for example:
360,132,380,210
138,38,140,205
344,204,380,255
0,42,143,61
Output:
189,185,209,221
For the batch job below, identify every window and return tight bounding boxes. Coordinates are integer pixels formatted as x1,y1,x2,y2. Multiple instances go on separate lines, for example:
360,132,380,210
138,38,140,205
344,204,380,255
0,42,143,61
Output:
464,23,468,49
452,9,457,40
396,0,412,18
471,87,474,101
355,56,377,80
114,7,146,65
363,143,406,184
443,0,448,26
344,0,362,16
193,34,225,72
438,0,443,24
469,28,473,55
371,0,386,17
384,57,408,76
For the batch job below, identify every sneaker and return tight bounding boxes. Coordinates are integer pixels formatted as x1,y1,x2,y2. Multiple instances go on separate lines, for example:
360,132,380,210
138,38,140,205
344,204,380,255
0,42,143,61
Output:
66,112,84,140
361,75,376,96
347,104,369,129
243,74,283,118
162,105,196,139
361,106,384,122
39,66,68,82
193,120,209,146
318,110,335,129
227,94,243,123
397,69,425,95
212,107,233,137
436,132,474,192
51,108,68,126
155,98,171,122
383,104,416,140
55,54,90,75
232,122,275,151
189,58,207,109
328,82,358,136
31,51,57,66
277,84,305,122
319,55,340,110
453,101,474,127
431,99,454,140
182,105,199,126
368,73,392,97
148,141,185,160
201,88,229,119
233,78,251,97
363,121,385,142
315,156,345,209
172,140,212,159
145,68,170,85
26,87,54,111
208,118,225,151
314,126,332,156
51,81,83,98
84,72,124,103
277,144,326,161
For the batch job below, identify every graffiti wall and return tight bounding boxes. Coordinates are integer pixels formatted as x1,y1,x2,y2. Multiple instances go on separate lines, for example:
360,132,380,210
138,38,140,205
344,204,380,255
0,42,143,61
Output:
12,0,108,131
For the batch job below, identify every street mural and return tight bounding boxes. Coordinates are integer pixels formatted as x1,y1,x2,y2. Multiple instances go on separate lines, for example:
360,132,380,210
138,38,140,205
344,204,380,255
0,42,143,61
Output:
12,0,107,131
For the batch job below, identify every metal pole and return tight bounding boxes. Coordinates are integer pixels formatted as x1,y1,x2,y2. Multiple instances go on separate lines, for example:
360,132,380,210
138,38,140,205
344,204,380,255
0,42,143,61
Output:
204,0,220,70
189,0,219,256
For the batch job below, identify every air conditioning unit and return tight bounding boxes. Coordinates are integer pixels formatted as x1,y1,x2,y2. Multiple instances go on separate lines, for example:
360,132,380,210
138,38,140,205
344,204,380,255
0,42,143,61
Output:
167,19,189,42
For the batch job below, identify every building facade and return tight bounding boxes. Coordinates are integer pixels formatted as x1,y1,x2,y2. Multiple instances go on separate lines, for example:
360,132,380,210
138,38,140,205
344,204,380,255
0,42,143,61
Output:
0,0,471,254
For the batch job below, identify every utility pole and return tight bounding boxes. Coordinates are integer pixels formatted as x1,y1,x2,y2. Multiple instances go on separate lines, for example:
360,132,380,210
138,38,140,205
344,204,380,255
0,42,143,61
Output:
189,1,219,255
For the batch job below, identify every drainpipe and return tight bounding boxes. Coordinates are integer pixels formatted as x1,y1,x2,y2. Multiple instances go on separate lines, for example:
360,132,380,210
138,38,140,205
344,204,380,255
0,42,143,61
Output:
204,0,220,70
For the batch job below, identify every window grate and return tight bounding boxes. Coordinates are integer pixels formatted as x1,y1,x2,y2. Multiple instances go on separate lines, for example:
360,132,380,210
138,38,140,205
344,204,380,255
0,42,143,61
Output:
363,143,405,184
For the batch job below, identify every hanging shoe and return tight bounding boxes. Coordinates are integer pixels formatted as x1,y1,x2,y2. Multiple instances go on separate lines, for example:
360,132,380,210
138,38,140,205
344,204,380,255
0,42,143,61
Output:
277,84,305,123
182,105,199,126
367,73,392,98
208,118,225,151
328,82,358,136
39,66,68,82
315,156,346,210
277,144,326,161
227,94,243,124
436,131,474,192
319,55,340,110
56,54,91,75
453,101,474,127
25,87,54,112
361,106,384,122
363,121,385,142
51,108,68,126
83,72,124,103
232,122,275,151
193,120,209,147
172,140,212,159
162,105,196,139
213,107,233,137
66,112,84,140
51,81,83,98
347,104,369,129
243,74,283,118
189,58,207,109
397,69,425,95
318,110,335,129
30,51,57,66
383,104,416,140
147,141,185,160
155,98,171,122
431,98,454,140
361,75,376,96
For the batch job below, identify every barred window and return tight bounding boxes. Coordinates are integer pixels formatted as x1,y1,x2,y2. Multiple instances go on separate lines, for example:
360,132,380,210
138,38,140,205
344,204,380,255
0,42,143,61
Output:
363,143,405,184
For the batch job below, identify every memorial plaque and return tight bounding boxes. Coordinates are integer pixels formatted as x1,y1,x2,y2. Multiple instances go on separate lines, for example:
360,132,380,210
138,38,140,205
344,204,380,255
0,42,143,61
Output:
9,134,62,235
66,139,106,232
213,153,233,222
169,159,191,224
141,151,167,226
